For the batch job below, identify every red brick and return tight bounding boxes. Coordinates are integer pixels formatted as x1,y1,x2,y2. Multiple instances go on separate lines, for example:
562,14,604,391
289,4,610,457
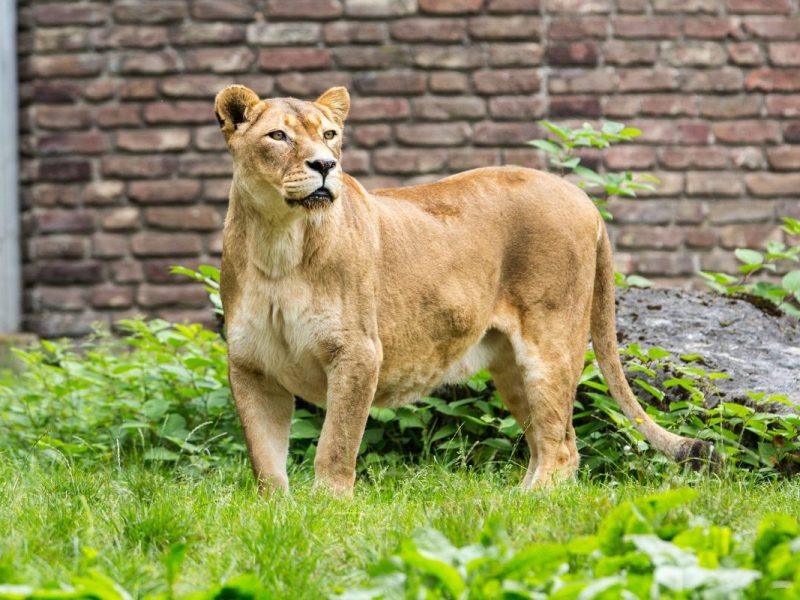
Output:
391,18,466,42
185,48,255,73
766,95,800,117
246,23,322,45
396,122,471,146
35,106,92,130
30,236,86,259
92,233,129,258
731,147,766,169
31,81,82,104
663,42,727,67
35,261,103,284
604,146,657,169
550,69,617,93
30,54,105,78
616,226,683,250
33,3,109,25
698,95,761,118
39,286,88,310
324,22,387,44
409,46,481,69
33,28,88,53
469,16,541,40
718,224,783,249
342,150,370,174
350,98,410,122
259,48,332,72
144,102,213,124
120,81,159,100
37,159,91,182
145,207,222,230
191,0,255,21
489,43,544,67
684,228,716,248
114,1,187,23
635,120,711,145
91,26,168,49
786,122,800,143
545,43,598,66
742,17,800,39
448,148,502,170
603,96,640,118
353,125,391,147
277,72,353,96
419,0,483,14
91,285,134,309
170,24,246,45
473,121,541,145
266,0,342,17
160,75,238,99
727,0,790,13
132,233,202,257
102,155,179,179
686,171,743,197
653,0,717,11
617,0,647,11
503,148,546,169
685,68,744,92
618,68,680,92
746,69,800,91
767,146,800,170
474,69,540,94
550,95,601,117
353,71,425,95
119,50,181,75
137,285,209,308
659,147,728,169
116,129,190,152
84,79,118,102
342,0,417,17
728,42,763,66
548,17,607,39
38,132,108,155
142,259,205,283
179,154,233,177
429,72,469,93
769,43,800,67
28,184,82,207
84,181,125,205
614,16,680,38
487,0,539,12
98,105,142,128
373,148,448,174
683,17,743,39
102,207,140,231
547,0,611,12
713,120,781,144
488,96,545,120
195,126,227,151
204,179,232,202
335,46,407,69
746,172,800,197
640,94,696,116
631,252,696,276
413,97,486,120
602,41,657,65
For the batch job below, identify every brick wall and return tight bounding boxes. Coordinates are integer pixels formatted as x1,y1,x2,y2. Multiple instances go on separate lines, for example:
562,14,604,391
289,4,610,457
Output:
17,0,800,337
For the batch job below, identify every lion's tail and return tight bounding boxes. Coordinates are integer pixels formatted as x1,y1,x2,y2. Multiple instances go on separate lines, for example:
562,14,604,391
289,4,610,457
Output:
589,221,716,467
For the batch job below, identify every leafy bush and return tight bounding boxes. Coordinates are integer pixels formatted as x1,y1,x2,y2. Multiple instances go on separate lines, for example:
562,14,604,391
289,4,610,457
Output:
335,488,800,599
699,217,800,318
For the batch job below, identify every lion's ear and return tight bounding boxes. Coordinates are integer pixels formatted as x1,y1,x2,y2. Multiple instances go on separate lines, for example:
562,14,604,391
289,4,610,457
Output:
315,86,350,125
214,85,260,143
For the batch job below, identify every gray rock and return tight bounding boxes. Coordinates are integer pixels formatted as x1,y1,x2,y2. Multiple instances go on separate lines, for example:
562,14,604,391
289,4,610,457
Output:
615,287,800,410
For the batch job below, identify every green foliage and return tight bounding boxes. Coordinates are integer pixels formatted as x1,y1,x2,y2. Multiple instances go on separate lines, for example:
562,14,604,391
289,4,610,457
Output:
170,265,223,316
528,120,659,221
336,488,800,599
699,217,800,318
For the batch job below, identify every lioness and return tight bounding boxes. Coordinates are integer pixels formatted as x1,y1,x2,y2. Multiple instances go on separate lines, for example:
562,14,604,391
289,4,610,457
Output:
214,84,713,495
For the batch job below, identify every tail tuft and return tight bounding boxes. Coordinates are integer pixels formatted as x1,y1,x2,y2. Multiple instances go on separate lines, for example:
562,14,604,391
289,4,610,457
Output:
674,439,721,472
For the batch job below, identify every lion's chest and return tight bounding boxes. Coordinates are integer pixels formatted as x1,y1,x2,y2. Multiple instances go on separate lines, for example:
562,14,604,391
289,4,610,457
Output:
227,277,330,405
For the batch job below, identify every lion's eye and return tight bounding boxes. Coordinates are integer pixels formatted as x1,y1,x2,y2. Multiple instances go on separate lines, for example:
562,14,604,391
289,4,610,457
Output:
323,130,337,140
267,130,286,141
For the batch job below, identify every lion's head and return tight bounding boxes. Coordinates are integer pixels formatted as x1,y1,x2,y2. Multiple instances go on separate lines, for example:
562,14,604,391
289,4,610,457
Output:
214,85,349,211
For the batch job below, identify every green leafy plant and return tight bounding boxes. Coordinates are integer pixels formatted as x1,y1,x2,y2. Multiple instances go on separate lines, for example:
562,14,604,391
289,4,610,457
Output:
699,217,800,318
170,265,223,316
529,120,659,221
336,488,800,599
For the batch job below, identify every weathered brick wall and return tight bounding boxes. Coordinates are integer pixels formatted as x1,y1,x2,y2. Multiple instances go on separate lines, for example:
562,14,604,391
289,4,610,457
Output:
17,0,800,336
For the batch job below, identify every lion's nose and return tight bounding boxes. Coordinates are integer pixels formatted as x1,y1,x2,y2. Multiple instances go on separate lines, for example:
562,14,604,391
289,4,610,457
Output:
306,159,337,178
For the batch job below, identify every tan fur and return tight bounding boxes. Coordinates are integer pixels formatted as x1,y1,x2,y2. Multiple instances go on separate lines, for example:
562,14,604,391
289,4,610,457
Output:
215,85,714,495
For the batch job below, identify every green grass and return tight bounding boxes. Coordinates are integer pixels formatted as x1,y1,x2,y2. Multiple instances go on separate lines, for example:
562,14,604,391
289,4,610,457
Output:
2,457,800,598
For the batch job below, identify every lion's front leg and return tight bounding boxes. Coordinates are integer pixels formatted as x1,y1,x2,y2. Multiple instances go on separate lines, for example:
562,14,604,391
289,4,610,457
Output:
314,342,381,496
229,363,294,495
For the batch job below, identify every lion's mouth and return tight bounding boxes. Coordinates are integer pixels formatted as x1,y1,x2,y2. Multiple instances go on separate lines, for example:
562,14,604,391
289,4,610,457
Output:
288,187,334,210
